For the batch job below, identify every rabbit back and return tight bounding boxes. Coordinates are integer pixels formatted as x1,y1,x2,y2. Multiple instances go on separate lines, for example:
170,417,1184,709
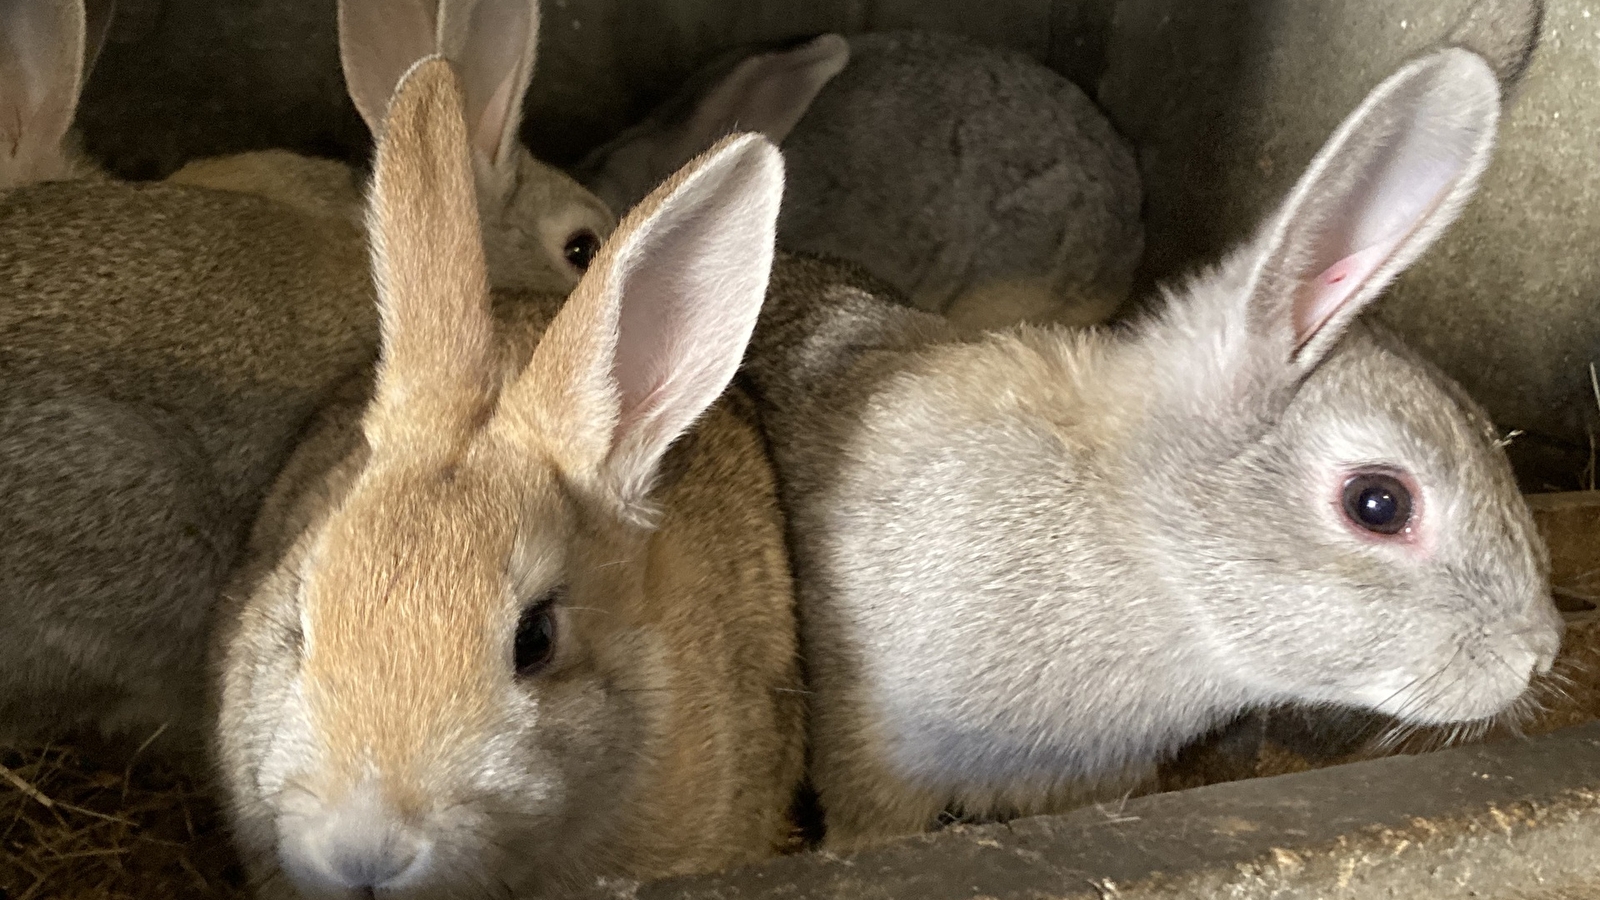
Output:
778,32,1143,329
0,179,375,748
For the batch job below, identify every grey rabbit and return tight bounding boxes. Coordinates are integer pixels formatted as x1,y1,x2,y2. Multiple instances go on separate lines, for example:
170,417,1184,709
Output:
0,182,374,753
741,47,1563,849
578,30,1142,331
0,2,376,748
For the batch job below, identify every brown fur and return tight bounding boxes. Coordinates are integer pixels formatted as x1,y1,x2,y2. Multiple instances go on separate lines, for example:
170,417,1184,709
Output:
216,61,802,898
0,176,374,750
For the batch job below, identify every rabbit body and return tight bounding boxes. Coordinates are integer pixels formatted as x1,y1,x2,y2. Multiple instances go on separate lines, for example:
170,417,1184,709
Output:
743,49,1564,849
0,180,375,748
579,30,1142,332
215,61,803,899
780,32,1143,331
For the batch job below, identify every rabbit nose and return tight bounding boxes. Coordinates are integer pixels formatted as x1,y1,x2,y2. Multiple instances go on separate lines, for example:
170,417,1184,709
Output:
279,784,434,894
1526,596,1566,674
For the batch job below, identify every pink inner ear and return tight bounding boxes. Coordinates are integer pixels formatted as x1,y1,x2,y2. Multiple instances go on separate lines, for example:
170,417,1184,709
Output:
474,71,518,164
1293,233,1405,348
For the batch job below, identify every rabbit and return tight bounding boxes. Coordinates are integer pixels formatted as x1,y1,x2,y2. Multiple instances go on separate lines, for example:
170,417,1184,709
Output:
0,0,113,189
577,30,1143,332
214,57,802,900
167,0,614,294
0,177,378,753
739,46,1564,850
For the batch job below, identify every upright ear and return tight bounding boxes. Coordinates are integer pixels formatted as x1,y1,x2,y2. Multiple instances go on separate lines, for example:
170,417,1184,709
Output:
337,0,440,137
497,132,785,509
1238,48,1499,374
580,35,846,216
673,35,848,156
1447,0,1544,93
361,57,496,460
438,0,538,169
0,0,94,183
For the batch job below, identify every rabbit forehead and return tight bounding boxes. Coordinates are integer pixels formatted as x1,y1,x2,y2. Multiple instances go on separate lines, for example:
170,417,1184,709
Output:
298,454,567,802
1286,330,1522,510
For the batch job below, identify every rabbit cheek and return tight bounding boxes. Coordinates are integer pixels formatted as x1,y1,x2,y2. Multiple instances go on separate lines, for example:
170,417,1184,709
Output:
479,152,616,294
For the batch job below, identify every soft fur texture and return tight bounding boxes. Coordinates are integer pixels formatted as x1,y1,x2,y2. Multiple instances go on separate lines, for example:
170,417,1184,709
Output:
577,30,1143,332
216,59,803,899
741,48,1564,849
0,180,375,751
167,0,614,295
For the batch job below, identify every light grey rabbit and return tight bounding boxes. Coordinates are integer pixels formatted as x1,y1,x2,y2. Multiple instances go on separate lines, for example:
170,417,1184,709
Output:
578,30,1142,331
741,47,1563,849
0,0,112,188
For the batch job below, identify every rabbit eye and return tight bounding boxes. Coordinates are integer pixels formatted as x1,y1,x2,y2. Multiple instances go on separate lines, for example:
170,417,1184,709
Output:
563,230,601,271
514,592,561,678
1341,472,1413,536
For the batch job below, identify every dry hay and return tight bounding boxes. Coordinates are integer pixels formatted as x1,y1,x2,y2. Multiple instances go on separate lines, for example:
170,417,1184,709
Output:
0,737,245,900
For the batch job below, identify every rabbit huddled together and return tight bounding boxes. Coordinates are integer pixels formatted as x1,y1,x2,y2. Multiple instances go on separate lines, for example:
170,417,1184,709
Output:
0,0,1565,895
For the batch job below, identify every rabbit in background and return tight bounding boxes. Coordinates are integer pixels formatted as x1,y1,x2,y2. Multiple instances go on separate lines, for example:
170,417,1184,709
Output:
741,46,1563,850
0,178,376,751
577,30,1143,333
0,0,382,755
215,58,803,899
169,0,614,295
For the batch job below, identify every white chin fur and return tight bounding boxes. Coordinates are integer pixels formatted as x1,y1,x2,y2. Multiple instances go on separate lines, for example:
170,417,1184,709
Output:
1356,648,1542,725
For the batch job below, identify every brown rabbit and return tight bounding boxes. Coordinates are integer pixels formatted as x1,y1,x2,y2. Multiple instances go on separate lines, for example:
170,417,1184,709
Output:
0,183,376,752
214,58,803,898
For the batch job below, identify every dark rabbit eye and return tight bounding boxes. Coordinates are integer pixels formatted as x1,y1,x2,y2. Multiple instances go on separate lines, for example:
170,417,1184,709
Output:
563,230,601,271
514,594,560,678
1341,472,1413,535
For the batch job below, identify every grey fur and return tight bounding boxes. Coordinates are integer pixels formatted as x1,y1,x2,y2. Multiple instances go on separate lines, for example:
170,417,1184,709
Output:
579,30,1143,331
742,49,1563,849
1445,0,1543,91
0,181,375,754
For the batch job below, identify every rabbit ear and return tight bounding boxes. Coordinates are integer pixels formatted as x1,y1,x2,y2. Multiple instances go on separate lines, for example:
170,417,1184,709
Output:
438,0,539,169
0,0,92,180
676,35,848,153
337,0,441,137
1447,0,1544,92
1236,48,1499,375
361,57,497,460
496,132,784,511
580,35,844,216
